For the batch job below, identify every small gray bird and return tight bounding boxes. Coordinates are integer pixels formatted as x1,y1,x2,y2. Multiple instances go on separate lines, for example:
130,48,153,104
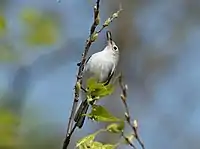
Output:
74,31,120,128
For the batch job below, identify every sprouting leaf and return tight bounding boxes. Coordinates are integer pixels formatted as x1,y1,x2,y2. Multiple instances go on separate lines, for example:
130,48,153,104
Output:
87,78,103,91
94,84,114,97
91,141,103,148
106,122,124,133
102,144,117,149
0,15,6,32
77,130,104,148
86,78,114,99
76,133,95,148
88,105,120,122
122,134,135,145
90,32,98,42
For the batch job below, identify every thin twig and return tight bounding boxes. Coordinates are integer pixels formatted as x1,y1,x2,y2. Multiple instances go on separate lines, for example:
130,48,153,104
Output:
121,131,137,149
62,1,123,148
62,1,101,149
119,75,145,149
96,5,123,34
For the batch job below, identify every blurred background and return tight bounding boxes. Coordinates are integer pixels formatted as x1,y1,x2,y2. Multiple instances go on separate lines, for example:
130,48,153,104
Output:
1,0,200,149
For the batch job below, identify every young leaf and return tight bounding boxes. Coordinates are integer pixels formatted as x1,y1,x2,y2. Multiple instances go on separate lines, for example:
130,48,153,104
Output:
102,144,117,149
91,141,103,148
122,134,135,145
88,105,120,122
76,133,95,148
86,78,114,99
87,78,103,92
106,122,125,133
93,84,114,98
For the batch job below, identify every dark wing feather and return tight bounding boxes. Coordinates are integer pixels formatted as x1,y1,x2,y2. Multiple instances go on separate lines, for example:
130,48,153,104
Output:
104,65,115,86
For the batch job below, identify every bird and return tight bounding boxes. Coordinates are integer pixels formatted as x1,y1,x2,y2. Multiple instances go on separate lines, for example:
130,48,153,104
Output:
74,31,120,128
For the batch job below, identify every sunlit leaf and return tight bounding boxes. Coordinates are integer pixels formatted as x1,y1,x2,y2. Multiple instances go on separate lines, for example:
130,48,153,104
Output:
86,78,114,99
94,84,114,97
106,122,124,133
91,141,103,148
102,144,117,149
77,130,104,149
122,134,135,145
87,78,103,91
88,105,120,122
76,133,95,148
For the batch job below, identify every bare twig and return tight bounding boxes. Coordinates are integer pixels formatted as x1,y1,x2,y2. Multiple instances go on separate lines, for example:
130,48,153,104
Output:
62,1,123,148
121,131,137,149
96,4,123,34
62,1,101,149
119,75,145,149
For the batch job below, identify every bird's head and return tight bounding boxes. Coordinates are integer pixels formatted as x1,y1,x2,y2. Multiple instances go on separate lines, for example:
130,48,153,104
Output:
105,31,119,53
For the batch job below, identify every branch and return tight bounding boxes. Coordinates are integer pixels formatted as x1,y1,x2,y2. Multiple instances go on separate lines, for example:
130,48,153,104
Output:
97,5,123,34
119,75,145,149
62,0,100,148
121,131,137,149
62,1,122,148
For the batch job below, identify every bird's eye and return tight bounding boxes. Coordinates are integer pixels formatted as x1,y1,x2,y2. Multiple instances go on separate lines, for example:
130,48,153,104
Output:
113,45,118,51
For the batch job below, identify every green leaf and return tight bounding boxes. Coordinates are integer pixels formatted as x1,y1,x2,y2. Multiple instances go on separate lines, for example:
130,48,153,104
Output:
95,84,114,97
88,105,120,122
106,122,125,133
76,133,95,148
91,141,103,148
90,32,98,42
87,78,103,91
122,134,135,145
77,130,104,149
86,78,114,99
102,144,117,149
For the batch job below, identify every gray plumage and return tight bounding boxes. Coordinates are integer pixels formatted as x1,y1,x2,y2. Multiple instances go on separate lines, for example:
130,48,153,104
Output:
74,31,119,128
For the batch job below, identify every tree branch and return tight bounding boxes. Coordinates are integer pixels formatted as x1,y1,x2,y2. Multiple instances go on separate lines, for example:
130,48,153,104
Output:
62,1,122,148
62,1,101,149
119,75,145,149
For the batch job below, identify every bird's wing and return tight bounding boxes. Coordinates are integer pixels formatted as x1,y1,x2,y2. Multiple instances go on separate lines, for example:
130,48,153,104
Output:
104,64,115,86
85,55,92,64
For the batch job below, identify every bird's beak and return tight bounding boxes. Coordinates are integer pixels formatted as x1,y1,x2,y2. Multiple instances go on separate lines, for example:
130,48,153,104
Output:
106,31,113,44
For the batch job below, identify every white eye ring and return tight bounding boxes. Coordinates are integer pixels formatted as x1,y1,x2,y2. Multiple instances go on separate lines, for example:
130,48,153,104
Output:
113,45,118,51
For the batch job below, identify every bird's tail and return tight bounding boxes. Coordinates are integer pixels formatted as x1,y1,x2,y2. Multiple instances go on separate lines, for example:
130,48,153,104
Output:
74,99,89,128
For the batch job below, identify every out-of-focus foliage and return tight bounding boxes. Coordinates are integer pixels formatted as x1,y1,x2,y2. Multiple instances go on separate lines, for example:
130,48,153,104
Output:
0,15,17,62
0,109,19,146
0,15,6,33
21,9,59,45
0,43,18,62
